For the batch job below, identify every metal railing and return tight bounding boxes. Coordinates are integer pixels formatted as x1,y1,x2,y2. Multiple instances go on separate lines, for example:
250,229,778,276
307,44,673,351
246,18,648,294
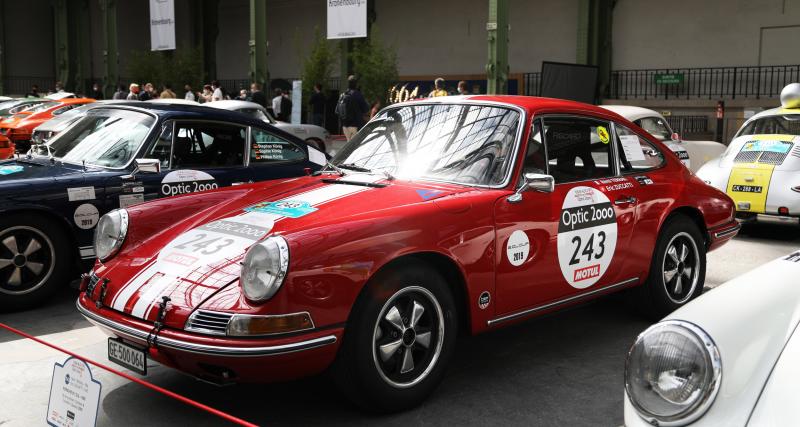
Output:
1,76,56,96
523,72,541,96
606,65,800,100
666,115,709,136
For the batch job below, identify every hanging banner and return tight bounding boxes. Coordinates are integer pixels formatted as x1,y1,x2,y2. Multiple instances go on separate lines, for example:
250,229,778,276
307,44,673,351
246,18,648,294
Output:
150,0,176,51
327,0,367,39
291,80,302,124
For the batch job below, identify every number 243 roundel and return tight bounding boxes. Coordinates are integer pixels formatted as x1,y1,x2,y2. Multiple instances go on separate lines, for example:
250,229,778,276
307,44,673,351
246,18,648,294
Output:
557,186,618,289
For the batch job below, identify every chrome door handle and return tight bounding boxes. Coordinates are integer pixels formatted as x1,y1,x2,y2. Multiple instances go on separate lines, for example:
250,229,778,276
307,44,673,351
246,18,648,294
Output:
614,196,637,205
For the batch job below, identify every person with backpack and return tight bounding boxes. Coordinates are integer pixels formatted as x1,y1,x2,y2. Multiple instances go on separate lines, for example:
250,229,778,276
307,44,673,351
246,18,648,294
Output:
336,75,369,141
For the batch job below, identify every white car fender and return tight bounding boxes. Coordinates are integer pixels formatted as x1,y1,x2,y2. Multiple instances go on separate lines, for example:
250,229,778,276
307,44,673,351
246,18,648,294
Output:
747,322,800,425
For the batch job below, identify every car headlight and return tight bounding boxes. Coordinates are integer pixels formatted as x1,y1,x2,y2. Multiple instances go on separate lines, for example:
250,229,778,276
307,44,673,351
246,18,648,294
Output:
94,209,129,261
625,320,721,426
240,235,289,302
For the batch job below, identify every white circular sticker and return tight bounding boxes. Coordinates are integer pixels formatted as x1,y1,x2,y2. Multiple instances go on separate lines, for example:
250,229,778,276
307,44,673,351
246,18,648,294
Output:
506,230,530,267
74,203,100,230
557,186,618,289
160,170,218,197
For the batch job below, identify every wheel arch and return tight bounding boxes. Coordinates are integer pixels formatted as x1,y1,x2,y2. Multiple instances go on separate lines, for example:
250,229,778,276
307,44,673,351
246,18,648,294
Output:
663,206,710,249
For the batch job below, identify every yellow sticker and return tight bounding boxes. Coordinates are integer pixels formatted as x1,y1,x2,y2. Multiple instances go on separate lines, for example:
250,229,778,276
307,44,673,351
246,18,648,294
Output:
597,126,610,144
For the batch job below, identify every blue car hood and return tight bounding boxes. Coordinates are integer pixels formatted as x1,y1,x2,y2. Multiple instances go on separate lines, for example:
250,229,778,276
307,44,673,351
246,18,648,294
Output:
0,158,95,182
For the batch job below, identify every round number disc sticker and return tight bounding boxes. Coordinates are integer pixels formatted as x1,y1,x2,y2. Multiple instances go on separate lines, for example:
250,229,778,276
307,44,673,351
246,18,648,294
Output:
506,230,530,267
557,186,617,289
73,203,100,230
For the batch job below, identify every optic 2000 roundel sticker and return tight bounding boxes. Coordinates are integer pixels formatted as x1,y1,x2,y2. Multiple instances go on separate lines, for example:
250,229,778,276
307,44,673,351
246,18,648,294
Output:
557,186,617,289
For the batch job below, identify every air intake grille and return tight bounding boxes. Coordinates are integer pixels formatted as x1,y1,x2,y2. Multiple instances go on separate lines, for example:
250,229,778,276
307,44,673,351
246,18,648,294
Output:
185,310,233,335
791,146,800,158
758,150,789,165
733,151,759,163
734,146,792,165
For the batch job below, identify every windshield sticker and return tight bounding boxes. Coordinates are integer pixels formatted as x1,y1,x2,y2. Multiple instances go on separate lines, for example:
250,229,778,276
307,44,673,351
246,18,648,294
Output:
73,203,100,230
119,193,144,208
67,186,96,202
245,200,318,218
309,147,327,166
0,165,23,175
742,140,791,153
416,189,445,200
597,126,610,144
506,230,531,267
252,142,286,160
557,186,618,289
620,135,646,161
122,181,144,194
160,170,218,197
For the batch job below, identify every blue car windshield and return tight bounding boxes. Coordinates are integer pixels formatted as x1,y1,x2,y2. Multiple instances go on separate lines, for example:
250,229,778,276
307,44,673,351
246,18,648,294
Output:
47,109,156,168
331,103,521,187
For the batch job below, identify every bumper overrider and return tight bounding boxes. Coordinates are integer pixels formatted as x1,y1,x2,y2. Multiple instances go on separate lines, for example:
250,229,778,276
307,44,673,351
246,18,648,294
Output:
76,294,342,384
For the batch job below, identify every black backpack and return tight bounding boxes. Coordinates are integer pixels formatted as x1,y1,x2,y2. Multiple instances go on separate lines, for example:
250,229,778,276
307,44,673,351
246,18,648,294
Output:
336,90,357,122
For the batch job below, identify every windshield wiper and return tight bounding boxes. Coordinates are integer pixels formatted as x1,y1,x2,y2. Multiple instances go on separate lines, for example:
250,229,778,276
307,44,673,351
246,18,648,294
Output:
338,163,372,172
313,160,346,177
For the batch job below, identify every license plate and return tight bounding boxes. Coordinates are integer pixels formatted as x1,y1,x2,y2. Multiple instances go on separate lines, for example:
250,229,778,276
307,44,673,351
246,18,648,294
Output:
732,185,762,193
108,338,147,375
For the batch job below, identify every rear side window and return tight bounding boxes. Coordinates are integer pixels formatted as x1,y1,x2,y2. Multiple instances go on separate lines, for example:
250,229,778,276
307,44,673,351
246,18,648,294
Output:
542,117,614,184
172,122,246,168
250,128,305,163
616,125,664,172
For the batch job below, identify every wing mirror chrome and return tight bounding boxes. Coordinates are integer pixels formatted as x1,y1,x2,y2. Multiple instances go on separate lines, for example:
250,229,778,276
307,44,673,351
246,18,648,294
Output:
134,158,161,174
507,172,554,203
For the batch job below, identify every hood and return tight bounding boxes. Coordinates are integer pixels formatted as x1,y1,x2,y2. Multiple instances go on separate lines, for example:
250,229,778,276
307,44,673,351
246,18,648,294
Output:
0,158,91,183
101,173,474,324
665,251,800,425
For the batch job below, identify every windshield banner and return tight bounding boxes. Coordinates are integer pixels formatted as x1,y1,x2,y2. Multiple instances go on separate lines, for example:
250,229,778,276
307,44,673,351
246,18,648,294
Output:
742,140,792,153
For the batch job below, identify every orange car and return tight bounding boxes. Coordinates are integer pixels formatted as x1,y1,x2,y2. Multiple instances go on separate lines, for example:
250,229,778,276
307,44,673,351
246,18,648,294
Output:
0,98,94,155
0,135,13,159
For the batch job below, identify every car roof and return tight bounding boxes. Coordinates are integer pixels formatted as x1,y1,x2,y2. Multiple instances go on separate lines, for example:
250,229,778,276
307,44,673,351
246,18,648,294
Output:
88,102,279,129
400,95,631,122
748,106,800,121
207,100,265,110
597,105,661,121
58,98,96,105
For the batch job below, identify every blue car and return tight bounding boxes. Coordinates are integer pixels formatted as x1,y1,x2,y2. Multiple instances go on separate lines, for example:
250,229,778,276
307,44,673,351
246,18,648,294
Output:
0,103,325,310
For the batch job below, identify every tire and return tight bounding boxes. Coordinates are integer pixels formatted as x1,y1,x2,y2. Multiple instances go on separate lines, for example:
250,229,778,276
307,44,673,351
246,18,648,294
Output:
0,213,71,311
632,215,706,319
332,259,458,413
305,138,326,153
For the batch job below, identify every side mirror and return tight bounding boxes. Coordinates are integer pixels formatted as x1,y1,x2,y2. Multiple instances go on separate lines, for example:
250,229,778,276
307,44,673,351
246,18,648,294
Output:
671,132,681,142
508,172,554,203
135,158,161,174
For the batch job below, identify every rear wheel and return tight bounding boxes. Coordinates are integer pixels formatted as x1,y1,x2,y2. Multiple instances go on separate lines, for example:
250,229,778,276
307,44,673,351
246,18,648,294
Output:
632,215,706,319
333,259,458,412
0,213,71,311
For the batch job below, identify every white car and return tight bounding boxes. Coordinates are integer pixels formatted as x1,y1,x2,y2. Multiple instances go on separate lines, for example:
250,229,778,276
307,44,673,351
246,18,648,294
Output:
624,249,800,426
697,84,800,220
601,105,726,172
32,100,129,144
207,100,331,153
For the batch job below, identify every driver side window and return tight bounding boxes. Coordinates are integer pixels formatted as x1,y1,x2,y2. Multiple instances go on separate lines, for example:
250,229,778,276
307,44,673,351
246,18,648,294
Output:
542,117,615,184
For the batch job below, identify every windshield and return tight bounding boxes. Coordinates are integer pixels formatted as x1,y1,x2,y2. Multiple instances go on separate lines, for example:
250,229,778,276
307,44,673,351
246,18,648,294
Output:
635,116,673,141
737,114,800,137
47,109,155,168
332,103,521,186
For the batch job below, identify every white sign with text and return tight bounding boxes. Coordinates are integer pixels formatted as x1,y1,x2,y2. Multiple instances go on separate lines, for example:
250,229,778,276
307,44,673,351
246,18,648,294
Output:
47,357,101,427
150,0,176,51
327,0,367,39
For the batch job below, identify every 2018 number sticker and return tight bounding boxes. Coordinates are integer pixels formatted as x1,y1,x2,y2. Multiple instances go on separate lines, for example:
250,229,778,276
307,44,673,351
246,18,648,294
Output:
557,186,617,289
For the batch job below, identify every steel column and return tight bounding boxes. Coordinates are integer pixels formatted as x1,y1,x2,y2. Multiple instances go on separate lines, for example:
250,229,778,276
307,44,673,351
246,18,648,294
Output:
576,0,613,99
486,0,509,95
53,0,70,90
249,0,268,87
100,0,118,98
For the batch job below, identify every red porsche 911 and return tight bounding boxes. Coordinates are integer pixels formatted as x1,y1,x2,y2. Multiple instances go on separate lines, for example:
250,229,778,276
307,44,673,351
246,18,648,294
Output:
77,96,739,412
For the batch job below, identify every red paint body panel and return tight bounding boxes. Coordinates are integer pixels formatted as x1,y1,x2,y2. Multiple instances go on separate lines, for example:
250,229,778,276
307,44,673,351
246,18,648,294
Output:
79,96,737,384
0,98,94,143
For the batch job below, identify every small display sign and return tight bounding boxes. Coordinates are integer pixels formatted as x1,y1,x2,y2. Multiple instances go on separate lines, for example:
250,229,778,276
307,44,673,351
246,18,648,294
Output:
654,73,684,85
47,357,101,427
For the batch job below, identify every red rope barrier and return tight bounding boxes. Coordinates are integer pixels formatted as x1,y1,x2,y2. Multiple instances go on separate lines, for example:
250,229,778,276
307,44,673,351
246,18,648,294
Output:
0,322,259,427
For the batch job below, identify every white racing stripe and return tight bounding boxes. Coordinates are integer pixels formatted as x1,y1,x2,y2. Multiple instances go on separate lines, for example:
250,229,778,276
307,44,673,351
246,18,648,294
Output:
113,174,383,318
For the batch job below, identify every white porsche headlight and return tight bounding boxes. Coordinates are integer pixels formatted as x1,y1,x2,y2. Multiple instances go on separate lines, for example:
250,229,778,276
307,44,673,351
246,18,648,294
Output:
94,209,129,261
240,236,289,302
625,320,721,426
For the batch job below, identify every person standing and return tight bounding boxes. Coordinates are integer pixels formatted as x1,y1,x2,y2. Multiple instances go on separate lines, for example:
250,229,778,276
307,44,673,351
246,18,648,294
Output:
309,83,326,127
456,80,470,95
428,78,448,97
211,80,224,102
271,88,283,119
279,90,293,122
126,83,140,100
91,82,104,99
112,84,127,100
139,83,154,101
200,85,213,103
184,84,196,102
337,75,369,141
25,85,40,98
249,83,267,109
160,85,176,99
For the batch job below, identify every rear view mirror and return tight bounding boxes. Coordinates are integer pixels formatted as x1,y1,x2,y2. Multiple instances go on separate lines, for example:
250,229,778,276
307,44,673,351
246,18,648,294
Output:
135,158,161,174
508,173,555,203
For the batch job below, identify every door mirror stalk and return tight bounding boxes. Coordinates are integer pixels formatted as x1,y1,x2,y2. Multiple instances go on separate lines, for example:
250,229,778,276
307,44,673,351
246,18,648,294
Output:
508,173,555,203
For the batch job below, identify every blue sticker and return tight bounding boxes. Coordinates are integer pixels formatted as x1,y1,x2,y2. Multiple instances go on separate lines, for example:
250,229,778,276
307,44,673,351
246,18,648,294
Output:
0,165,23,175
416,189,444,200
742,140,791,153
244,200,318,218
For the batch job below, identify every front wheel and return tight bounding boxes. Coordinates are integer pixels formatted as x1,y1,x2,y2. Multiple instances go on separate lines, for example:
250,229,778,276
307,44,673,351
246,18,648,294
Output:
333,260,458,412
633,215,706,319
0,213,71,311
